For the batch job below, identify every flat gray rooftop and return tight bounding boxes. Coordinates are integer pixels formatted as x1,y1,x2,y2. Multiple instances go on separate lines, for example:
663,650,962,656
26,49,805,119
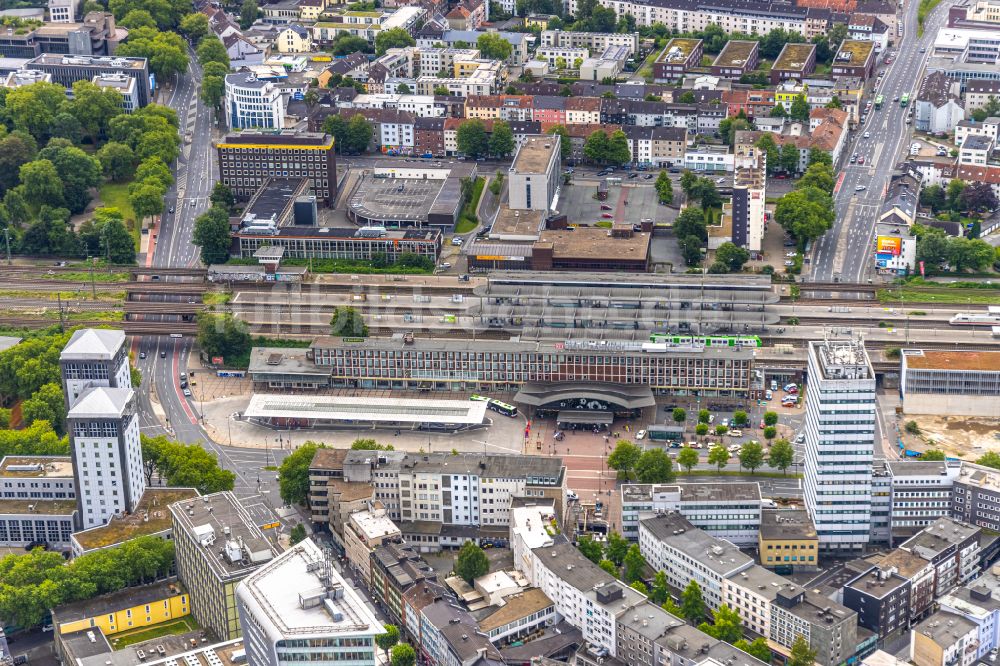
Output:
349,176,449,224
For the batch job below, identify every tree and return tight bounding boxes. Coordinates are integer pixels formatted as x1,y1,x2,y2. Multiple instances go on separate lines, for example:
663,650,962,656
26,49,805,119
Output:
330,306,368,337
681,580,705,623
599,559,618,577
547,125,572,160
738,440,765,473
769,104,787,118
734,639,771,662
699,604,742,643
390,644,416,666
97,142,136,182
121,9,157,28
289,523,307,545
779,142,800,174
129,180,166,223
695,423,709,437
977,452,1000,470
789,635,817,666
798,163,835,194
656,170,674,204
707,445,730,471
763,426,777,441
680,170,698,197
6,82,68,139
651,571,669,604
675,206,708,241
196,312,252,363
623,544,646,583
330,34,370,56
947,179,966,210
488,120,515,158
395,83,411,94
769,438,794,474
635,448,675,483
277,442,320,505
789,94,810,122
433,85,449,96
715,243,750,272
100,214,137,264
608,440,642,479
210,182,235,213
0,133,37,194
455,540,489,583
375,27,415,55
196,37,229,69
577,535,604,564
807,147,833,168
698,409,710,424
692,178,721,210
763,411,778,426
239,0,259,29
672,407,687,424
20,382,67,435
775,186,835,250
192,205,232,265
38,143,103,214
140,434,235,493
732,410,748,427
606,531,629,565
376,625,400,661
351,438,394,451
19,160,63,208
179,12,210,42
117,27,190,79
949,237,995,272
921,449,947,461
201,74,226,108
677,447,699,473
477,32,512,60
456,119,489,158
826,96,843,109
959,181,999,212
680,235,703,267
51,113,84,143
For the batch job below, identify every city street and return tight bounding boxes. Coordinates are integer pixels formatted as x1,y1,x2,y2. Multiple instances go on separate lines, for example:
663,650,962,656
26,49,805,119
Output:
810,0,954,284
130,51,290,530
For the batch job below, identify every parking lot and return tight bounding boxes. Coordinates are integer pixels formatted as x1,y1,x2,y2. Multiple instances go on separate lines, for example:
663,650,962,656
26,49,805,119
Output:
348,176,445,225
558,179,672,226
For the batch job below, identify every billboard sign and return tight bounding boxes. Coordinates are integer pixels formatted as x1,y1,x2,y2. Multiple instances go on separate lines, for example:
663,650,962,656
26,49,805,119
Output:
876,236,901,256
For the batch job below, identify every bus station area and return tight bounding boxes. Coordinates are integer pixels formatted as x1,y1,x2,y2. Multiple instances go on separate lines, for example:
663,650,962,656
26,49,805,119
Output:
242,394,490,432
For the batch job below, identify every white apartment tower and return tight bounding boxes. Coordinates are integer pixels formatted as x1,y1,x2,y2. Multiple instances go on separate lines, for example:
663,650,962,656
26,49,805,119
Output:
60,329,145,529
59,328,131,408
804,338,876,553
731,143,766,253
236,538,382,666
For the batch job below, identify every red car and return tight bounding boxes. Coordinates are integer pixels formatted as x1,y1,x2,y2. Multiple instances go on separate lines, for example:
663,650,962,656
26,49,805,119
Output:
600,204,612,210
858,156,865,165
601,213,613,219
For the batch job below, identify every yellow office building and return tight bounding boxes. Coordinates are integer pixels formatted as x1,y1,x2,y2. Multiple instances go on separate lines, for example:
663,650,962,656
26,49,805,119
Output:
53,580,189,637
758,508,819,573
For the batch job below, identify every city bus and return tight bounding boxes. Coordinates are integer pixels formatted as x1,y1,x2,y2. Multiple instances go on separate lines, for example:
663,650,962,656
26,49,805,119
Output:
469,395,518,417
874,95,884,109
900,93,909,107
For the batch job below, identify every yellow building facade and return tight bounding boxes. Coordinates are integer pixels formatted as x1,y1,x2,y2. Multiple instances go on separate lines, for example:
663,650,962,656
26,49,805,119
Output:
56,584,190,637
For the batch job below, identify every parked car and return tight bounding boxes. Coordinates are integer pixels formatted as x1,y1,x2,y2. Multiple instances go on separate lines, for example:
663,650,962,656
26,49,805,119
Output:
728,429,743,437
796,433,806,443
636,429,647,440
855,185,866,191
182,388,192,397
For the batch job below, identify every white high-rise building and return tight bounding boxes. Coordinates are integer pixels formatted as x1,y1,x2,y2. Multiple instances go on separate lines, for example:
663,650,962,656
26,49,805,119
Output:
59,328,131,409
236,538,382,666
224,72,286,130
60,328,145,529
804,338,876,553
66,387,145,529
